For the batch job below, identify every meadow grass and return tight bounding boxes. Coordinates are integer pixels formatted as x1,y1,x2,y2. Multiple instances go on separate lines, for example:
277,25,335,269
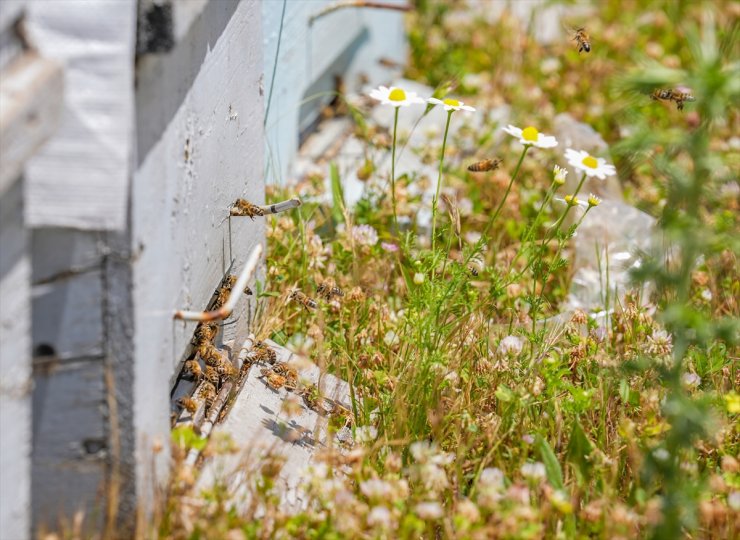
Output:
149,1,740,539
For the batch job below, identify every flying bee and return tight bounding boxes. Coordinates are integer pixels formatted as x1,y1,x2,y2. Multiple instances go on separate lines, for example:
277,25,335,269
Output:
260,367,288,390
671,89,696,110
467,254,484,277
316,277,344,300
290,290,317,310
197,382,217,410
570,26,591,53
467,158,502,172
177,396,198,414
230,198,264,219
272,362,298,387
182,359,202,380
204,365,220,388
651,88,674,102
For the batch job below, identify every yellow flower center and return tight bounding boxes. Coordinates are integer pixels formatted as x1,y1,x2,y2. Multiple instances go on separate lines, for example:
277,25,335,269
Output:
565,195,579,206
522,126,539,142
588,195,601,206
443,98,460,107
389,88,406,101
582,155,598,169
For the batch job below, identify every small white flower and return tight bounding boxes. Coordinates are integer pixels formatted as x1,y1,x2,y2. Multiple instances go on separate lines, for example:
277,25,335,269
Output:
520,461,546,480
356,425,378,443
413,272,425,285
497,335,523,357
653,448,670,462
410,440,437,462
681,372,701,388
701,288,712,301
553,165,568,186
384,330,399,346
415,501,444,520
555,195,588,209
587,193,602,207
360,479,394,500
502,124,558,148
564,148,616,180
352,224,379,246
478,467,505,490
728,491,740,511
427,96,476,113
367,506,392,528
369,85,425,108
646,329,673,356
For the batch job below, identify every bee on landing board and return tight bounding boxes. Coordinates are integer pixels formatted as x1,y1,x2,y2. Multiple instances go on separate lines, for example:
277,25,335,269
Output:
230,198,264,219
197,382,217,410
290,290,318,310
177,397,198,414
204,366,220,388
182,359,202,381
260,367,288,390
193,322,218,344
272,361,298,387
467,158,502,172
252,342,277,364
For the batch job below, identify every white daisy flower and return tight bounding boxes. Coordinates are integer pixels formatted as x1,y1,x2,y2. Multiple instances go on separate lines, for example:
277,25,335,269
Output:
564,148,616,179
369,85,425,108
555,195,588,209
587,193,601,207
502,124,558,148
553,165,568,186
427,96,476,113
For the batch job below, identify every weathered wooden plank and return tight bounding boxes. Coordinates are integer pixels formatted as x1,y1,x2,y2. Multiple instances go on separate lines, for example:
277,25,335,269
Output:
31,270,104,361
0,51,63,196
0,178,31,540
31,359,106,535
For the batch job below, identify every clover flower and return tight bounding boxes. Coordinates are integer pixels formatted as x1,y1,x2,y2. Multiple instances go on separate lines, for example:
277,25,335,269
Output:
503,124,558,148
369,85,425,108
497,335,523,357
415,501,444,520
564,148,616,179
427,96,476,113
520,461,547,481
360,479,394,500
381,241,399,253
367,506,392,528
352,224,379,246
646,329,672,356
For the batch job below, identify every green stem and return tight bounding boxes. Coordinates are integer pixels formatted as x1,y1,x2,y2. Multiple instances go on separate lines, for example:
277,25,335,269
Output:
432,110,453,252
482,145,529,240
544,172,588,244
391,107,400,233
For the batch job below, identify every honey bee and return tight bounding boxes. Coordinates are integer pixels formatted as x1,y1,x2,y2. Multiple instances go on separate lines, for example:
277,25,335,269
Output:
252,343,277,364
467,254,484,277
214,357,237,381
197,382,217,410
272,362,298,387
316,277,344,300
177,396,198,414
182,359,202,380
467,158,502,172
204,366,220,388
244,285,253,295
230,198,264,219
570,26,591,53
194,322,218,344
260,367,288,390
290,290,318,310
651,88,695,110
198,343,222,366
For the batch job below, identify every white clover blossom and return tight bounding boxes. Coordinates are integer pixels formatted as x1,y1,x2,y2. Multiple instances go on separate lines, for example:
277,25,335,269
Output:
381,241,399,253
520,461,547,480
427,96,476,113
367,506,392,528
564,148,616,179
478,467,506,490
681,372,701,388
415,501,444,520
356,425,378,443
369,85,425,108
352,224,379,246
647,329,673,356
502,124,558,148
420,463,450,492
497,335,523,357
360,478,394,500
553,164,568,186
